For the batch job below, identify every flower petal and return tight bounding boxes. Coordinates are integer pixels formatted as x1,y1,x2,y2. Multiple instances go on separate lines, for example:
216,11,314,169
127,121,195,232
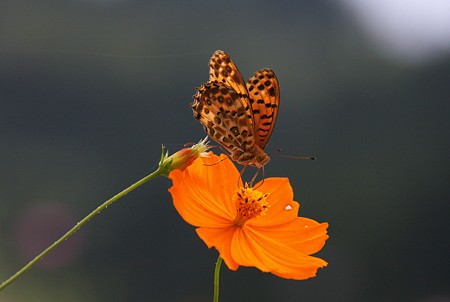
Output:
231,227,328,280
196,227,239,270
169,153,239,228
250,218,329,255
250,178,299,227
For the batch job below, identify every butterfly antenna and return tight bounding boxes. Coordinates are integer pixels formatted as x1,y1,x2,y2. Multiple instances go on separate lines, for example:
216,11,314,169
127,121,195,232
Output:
274,148,316,160
279,155,316,160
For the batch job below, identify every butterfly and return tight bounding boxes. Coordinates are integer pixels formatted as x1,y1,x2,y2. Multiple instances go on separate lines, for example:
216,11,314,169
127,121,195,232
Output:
191,50,280,168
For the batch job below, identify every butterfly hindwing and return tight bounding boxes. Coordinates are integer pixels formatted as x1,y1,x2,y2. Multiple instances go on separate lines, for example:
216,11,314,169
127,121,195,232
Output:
246,68,280,149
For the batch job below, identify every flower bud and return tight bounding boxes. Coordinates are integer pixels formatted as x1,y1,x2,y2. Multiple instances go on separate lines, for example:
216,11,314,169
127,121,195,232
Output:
159,137,210,175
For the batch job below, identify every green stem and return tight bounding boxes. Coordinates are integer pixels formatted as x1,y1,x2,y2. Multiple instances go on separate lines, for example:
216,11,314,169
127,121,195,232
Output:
213,255,223,302
0,168,164,291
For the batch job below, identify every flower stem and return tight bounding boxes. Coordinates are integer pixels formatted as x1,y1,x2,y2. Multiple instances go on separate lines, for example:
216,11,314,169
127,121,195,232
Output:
0,168,164,291
213,255,223,302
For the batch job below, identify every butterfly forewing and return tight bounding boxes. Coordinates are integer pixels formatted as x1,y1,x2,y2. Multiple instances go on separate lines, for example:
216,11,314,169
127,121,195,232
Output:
246,68,280,149
192,82,255,159
209,50,251,106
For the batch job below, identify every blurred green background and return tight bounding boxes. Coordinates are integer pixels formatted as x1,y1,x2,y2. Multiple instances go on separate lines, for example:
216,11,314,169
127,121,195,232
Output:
1,1,449,301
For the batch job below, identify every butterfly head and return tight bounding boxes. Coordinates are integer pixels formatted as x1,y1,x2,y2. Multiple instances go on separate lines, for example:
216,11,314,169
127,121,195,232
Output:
243,146,270,168
254,152,270,168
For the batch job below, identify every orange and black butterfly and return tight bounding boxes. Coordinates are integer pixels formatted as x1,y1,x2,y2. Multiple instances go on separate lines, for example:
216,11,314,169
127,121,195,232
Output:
191,50,280,168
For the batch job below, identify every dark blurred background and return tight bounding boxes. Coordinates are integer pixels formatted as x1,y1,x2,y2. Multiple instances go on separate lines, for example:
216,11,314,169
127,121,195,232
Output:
1,1,449,301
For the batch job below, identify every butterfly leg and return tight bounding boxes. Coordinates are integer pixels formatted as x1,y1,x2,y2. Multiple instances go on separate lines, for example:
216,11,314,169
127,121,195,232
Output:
203,156,229,166
249,168,261,187
238,166,247,187
202,145,233,166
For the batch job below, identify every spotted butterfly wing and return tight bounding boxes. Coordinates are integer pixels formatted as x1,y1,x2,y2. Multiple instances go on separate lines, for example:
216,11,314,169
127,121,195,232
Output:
192,82,257,166
246,68,280,149
208,50,249,99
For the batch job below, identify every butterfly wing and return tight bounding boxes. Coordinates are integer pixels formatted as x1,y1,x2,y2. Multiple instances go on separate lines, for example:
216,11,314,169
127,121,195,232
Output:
191,81,255,158
208,50,251,104
246,68,280,149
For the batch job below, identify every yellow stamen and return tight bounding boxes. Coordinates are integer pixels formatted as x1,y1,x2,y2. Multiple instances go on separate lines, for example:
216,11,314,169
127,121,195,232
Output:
233,184,270,227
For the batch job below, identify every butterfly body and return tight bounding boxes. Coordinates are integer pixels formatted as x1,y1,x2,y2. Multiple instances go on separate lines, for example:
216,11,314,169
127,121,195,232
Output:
191,50,279,168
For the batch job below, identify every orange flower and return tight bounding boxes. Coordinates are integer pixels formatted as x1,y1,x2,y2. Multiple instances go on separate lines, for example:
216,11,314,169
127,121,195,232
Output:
168,153,329,280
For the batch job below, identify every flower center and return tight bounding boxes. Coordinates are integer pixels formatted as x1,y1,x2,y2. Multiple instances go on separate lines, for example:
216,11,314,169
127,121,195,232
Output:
233,184,270,227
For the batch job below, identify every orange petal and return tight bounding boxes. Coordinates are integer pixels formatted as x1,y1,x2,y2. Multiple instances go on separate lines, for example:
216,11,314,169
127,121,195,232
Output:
231,227,327,280
250,178,299,227
196,227,239,270
250,219,329,255
168,153,239,227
